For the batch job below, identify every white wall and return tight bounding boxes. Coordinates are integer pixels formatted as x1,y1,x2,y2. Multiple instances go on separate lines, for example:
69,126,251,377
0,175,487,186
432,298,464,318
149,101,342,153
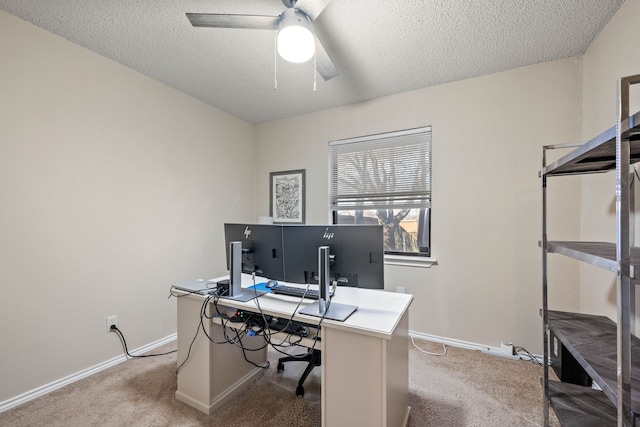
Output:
256,58,583,353
0,11,256,403
579,0,640,318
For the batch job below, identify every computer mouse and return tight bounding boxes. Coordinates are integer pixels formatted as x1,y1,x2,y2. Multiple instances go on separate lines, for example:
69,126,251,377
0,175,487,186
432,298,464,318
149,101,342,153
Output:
265,280,278,289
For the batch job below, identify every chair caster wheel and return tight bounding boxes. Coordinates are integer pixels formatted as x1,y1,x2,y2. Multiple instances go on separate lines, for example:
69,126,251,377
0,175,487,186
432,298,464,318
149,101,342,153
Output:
277,361,284,372
296,385,304,397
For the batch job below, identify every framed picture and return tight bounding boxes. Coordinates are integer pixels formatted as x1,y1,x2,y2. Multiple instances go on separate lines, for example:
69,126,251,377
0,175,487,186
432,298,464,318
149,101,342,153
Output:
270,169,305,224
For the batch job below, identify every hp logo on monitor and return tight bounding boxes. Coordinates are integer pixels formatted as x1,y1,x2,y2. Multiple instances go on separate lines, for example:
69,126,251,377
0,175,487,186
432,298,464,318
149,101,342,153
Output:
323,228,334,240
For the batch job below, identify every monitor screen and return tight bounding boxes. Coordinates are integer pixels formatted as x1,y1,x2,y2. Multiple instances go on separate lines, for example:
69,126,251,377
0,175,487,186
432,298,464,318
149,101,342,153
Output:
224,223,285,281
282,224,384,289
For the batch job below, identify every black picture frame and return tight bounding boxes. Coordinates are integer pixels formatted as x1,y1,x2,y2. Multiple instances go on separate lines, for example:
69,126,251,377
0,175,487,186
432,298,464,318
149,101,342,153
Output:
269,169,306,224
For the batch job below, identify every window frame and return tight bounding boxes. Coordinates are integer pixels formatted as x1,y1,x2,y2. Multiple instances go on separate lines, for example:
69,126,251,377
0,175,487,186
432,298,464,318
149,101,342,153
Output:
329,126,433,264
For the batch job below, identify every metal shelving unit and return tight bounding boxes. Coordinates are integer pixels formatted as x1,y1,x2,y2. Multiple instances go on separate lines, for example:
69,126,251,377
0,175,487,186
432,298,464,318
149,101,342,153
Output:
541,74,640,426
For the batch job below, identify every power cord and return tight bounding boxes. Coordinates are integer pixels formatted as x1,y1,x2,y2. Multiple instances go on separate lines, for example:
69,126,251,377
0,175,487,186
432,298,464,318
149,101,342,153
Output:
250,276,322,359
110,325,176,358
514,345,542,365
177,294,218,373
174,276,329,372
200,292,271,369
411,336,447,356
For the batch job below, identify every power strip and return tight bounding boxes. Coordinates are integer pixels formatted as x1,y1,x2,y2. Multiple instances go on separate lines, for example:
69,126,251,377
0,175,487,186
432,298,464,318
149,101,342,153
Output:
480,347,522,360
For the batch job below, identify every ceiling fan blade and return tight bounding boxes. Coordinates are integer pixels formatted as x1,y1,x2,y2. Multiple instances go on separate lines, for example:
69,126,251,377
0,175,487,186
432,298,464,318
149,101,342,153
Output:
293,0,332,21
315,35,338,81
186,13,279,30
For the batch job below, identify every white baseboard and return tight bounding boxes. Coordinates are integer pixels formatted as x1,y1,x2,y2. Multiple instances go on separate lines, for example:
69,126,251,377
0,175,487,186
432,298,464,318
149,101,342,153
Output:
0,333,177,413
2,330,542,413
409,330,543,363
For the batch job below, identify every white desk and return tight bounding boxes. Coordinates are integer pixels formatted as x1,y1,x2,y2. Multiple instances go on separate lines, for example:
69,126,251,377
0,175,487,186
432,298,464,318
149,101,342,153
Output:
174,274,413,427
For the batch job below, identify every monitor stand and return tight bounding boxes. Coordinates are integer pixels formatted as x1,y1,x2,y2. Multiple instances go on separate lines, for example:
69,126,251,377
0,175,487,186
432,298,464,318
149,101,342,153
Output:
298,246,357,322
299,300,357,321
220,288,266,302
219,241,266,302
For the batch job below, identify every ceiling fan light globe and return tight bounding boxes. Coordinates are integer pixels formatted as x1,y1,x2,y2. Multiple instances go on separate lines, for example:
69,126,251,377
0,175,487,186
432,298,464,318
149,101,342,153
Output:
277,26,315,63
277,8,315,63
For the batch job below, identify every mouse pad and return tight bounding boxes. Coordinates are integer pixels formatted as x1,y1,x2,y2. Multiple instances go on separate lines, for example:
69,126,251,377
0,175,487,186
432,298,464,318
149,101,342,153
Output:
248,282,272,293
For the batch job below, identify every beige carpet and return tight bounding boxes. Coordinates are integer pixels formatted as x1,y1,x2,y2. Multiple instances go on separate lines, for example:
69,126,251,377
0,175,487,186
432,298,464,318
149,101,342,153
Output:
0,338,558,426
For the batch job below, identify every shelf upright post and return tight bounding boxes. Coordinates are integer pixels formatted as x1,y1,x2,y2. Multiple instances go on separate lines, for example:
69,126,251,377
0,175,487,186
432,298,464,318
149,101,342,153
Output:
541,146,550,427
616,74,640,426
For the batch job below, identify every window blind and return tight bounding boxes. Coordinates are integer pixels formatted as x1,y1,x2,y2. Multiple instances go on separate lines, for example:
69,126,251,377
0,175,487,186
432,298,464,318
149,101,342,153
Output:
329,126,432,211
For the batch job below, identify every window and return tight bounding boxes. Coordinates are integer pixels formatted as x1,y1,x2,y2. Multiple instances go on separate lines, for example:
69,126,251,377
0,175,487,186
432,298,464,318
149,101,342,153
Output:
329,126,432,257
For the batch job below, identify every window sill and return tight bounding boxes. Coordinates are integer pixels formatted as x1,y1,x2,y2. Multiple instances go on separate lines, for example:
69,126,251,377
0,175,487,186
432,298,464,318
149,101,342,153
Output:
384,254,437,268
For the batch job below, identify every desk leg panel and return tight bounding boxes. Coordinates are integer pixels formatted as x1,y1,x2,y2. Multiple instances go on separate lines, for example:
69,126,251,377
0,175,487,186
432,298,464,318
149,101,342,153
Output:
385,311,410,427
175,296,213,413
175,297,267,414
207,319,267,403
322,315,409,427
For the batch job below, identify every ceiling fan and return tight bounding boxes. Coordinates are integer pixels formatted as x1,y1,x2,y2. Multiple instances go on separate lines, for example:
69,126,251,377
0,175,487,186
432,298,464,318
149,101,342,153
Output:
186,0,338,81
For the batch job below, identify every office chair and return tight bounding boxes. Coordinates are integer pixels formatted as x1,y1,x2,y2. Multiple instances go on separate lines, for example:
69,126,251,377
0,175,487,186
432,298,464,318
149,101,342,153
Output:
277,347,320,397
267,316,319,397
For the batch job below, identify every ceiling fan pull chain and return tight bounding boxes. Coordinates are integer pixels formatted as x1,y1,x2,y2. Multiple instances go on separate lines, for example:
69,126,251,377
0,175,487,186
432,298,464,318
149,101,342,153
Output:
313,50,317,92
274,31,278,90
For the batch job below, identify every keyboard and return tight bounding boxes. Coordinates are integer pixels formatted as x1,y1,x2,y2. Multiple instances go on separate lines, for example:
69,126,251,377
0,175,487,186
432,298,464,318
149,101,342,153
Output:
269,285,333,300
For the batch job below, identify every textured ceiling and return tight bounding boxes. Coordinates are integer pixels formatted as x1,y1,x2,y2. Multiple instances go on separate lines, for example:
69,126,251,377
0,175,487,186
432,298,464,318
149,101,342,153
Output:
0,0,625,124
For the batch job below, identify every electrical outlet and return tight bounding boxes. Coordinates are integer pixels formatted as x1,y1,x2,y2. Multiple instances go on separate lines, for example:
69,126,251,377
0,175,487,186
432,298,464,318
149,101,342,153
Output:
500,341,514,355
106,315,117,333
396,286,406,294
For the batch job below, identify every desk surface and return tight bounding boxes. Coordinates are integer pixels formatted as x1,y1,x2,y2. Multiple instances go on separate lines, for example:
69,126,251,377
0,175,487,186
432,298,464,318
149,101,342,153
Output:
174,274,413,340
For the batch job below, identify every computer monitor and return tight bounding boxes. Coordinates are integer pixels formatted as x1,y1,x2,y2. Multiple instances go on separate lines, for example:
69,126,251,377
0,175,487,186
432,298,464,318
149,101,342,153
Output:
224,223,285,281
281,224,385,289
